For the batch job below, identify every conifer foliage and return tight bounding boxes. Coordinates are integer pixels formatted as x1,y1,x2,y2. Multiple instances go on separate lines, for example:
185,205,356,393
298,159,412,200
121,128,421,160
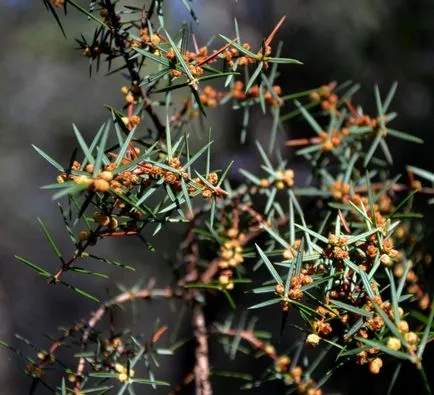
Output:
2,1,434,394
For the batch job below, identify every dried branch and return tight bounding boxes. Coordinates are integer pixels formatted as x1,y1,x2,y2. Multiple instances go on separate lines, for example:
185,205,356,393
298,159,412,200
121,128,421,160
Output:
192,303,213,395
73,286,185,393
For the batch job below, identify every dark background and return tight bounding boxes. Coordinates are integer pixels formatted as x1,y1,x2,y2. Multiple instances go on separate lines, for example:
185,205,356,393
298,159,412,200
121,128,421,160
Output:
0,1,433,394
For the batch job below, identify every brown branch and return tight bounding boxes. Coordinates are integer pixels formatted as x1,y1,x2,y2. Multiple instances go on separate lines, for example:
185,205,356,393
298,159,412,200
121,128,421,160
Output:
175,211,212,394
192,303,213,395
211,327,277,361
98,230,139,238
285,137,321,147
73,286,185,394
50,227,99,284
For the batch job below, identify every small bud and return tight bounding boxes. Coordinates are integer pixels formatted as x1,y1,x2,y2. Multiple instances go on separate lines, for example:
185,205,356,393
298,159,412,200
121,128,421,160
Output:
328,94,338,104
419,294,430,310
37,352,47,361
275,355,291,372
226,228,238,238
129,115,141,126
120,86,129,95
74,175,92,186
388,306,404,320
275,170,284,180
305,333,321,347
99,171,113,182
150,34,161,46
386,337,401,351
118,372,128,383
275,180,285,190
82,47,91,57
228,258,237,267
112,338,122,348
78,231,89,241
397,320,409,334
394,264,405,277
411,180,422,191
281,298,291,312
319,85,331,97
284,169,294,179
380,254,392,266
274,283,285,296
264,344,275,355
207,172,219,185
93,179,110,192
322,139,334,152
405,331,419,345
308,91,320,102
201,189,213,198
291,366,302,379
259,178,270,188
369,357,383,374
328,233,339,246
283,249,293,260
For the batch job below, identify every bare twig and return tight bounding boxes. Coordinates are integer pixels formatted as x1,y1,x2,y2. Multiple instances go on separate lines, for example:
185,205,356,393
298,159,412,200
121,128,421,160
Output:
211,327,278,361
192,303,213,395
73,286,184,393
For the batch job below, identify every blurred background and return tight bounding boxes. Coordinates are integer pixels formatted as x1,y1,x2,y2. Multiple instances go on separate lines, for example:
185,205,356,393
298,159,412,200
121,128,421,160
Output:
1,0,433,394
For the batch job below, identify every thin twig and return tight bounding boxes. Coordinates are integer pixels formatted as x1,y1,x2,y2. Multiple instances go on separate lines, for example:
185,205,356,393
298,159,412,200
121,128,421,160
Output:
192,303,213,395
212,327,278,361
73,286,184,393
104,0,166,139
